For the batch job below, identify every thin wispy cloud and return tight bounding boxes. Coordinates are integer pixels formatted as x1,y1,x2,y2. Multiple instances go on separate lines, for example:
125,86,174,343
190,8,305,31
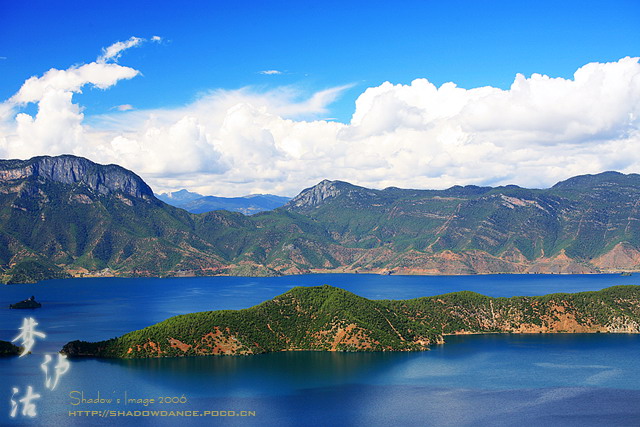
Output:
259,70,283,75
97,37,144,63
97,35,163,63
113,104,134,111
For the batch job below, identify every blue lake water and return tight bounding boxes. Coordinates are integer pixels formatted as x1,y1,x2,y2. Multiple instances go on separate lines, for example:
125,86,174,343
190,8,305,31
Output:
1,274,640,426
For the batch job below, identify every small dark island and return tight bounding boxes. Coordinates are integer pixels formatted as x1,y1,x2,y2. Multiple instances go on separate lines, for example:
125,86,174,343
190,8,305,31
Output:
0,340,22,356
9,296,42,309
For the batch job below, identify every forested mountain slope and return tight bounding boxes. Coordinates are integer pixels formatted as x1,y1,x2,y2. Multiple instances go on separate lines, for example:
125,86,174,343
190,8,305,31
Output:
2,155,640,283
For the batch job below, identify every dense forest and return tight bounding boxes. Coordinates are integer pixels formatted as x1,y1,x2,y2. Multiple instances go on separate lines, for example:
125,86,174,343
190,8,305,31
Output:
62,285,640,359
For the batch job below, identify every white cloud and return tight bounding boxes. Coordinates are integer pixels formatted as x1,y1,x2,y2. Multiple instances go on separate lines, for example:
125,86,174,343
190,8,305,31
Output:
97,36,144,63
11,89,84,158
0,37,143,160
10,63,139,105
1,52,639,198
259,70,282,75
114,104,134,111
107,115,227,176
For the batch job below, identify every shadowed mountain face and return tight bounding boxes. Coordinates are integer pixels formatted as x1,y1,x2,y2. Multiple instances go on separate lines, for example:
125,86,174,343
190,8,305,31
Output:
2,155,640,283
61,285,640,358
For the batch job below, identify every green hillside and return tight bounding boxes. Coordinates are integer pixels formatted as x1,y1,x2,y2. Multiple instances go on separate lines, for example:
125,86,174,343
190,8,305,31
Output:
62,285,640,358
284,174,640,270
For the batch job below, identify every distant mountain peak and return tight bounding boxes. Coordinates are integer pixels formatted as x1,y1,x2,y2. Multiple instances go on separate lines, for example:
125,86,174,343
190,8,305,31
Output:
0,155,154,200
168,189,197,198
156,189,290,214
286,179,357,209
552,171,640,190
156,189,204,204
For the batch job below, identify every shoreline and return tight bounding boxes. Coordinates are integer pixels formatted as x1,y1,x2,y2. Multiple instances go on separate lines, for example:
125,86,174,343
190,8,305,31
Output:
61,331,640,360
3,269,637,287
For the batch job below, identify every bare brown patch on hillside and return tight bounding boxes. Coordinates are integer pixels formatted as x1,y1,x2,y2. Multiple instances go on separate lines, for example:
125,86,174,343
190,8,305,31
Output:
592,242,640,270
196,327,251,355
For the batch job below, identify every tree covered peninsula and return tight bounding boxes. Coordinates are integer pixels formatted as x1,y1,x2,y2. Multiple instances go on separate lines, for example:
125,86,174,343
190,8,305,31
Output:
62,285,640,359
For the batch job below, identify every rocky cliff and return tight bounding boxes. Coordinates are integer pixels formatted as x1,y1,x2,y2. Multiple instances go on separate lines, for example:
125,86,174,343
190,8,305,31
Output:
285,180,352,209
0,155,154,200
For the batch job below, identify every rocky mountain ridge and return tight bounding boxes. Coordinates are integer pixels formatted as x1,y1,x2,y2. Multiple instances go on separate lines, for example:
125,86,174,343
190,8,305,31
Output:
286,180,356,209
2,155,640,283
0,155,154,200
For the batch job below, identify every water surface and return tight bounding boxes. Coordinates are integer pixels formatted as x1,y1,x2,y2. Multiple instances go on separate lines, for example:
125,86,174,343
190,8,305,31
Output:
2,274,639,426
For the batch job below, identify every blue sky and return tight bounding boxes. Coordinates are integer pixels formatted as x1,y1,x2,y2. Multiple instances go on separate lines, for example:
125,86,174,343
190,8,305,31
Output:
3,0,637,121
0,1,639,196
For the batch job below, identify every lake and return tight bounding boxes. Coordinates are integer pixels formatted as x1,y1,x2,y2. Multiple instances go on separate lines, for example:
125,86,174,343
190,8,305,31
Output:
2,274,640,426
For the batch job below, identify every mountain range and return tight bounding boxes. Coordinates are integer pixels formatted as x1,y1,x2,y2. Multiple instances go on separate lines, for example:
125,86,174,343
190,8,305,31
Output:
2,155,640,283
156,190,290,215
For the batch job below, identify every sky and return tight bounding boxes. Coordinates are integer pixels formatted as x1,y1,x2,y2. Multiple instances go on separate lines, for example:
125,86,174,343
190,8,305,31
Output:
0,0,639,197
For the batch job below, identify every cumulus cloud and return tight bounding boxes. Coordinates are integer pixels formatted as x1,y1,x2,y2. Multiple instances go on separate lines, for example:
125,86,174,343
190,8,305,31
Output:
11,89,84,159
0,37,144,160
107,115,227,176
10,63,139,105
336,57,640,190
0,51,639,197
3,38,147,154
